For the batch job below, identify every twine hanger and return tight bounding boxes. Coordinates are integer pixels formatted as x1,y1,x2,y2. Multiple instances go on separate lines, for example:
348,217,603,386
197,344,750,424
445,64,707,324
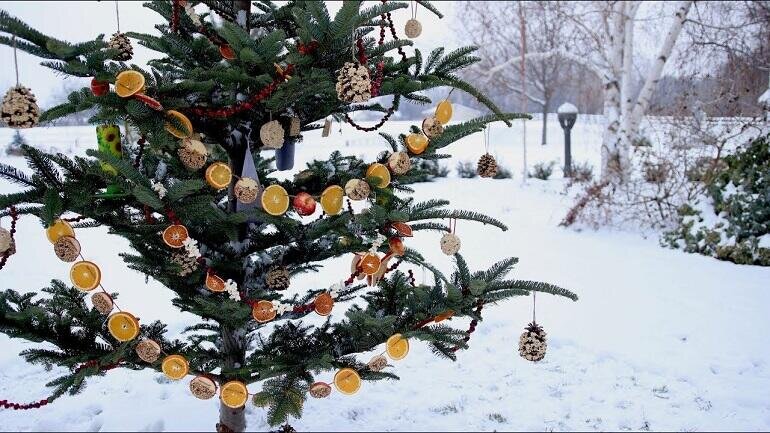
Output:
484,125,491,154
12,36,19,86
115,0,121,33
410,0,417,20
532,291,537,324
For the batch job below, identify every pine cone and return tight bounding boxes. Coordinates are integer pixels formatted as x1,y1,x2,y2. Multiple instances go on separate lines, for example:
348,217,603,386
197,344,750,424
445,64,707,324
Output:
336,62,372,103
108,32,133,61
1,86,40,129
518,322,547,362
266,266,290,290
477,153,498,178
171,251,198,276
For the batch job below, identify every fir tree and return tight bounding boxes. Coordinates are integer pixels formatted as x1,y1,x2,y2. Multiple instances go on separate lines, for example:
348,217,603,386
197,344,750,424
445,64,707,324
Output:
0,1,577,430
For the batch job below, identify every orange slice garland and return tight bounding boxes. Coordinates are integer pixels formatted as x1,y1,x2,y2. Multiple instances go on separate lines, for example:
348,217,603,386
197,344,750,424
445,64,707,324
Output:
320,185,344,215
386,333,410,360
165,110,194,139
365,163,391,188
358,252,382,276
391,222,413,237
205,162,232,190
252,300,277,323
70,261,101,291
162,224,189,248
260,184,290,216
314,292,334,316
205,273,226,292
162,354,189,380
107,311,140,342
406,133,429,155
114,70,145,98
220,380,249,408
435,99,453,125
334,368,361,395
46,219,75,244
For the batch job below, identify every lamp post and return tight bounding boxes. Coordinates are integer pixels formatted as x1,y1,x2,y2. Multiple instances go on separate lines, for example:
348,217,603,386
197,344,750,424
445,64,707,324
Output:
557,102,578,177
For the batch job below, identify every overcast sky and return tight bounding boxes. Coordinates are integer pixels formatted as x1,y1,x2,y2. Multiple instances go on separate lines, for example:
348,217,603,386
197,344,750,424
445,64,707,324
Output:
0,1,455,107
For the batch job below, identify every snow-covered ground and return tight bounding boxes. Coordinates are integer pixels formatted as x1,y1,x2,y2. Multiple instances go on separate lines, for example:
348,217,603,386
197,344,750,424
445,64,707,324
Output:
1,120,769,431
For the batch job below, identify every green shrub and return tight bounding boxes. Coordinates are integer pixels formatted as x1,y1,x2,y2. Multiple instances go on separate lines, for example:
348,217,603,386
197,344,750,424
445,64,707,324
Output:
529,161,555,180
456,160,478,178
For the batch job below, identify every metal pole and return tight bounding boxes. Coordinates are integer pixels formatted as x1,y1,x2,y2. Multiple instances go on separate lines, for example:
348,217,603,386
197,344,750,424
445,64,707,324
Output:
564,126,572,177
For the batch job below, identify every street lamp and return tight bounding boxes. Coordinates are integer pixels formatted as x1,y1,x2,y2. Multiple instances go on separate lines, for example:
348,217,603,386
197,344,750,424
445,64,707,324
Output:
557,102,578,177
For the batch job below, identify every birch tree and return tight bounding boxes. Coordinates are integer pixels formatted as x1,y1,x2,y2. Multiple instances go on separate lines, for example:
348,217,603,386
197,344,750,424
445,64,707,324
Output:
478,1,693,180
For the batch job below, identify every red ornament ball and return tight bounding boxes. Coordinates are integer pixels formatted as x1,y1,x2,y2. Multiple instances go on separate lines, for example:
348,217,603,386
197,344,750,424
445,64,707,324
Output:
91,78,109,96
292,192,316,216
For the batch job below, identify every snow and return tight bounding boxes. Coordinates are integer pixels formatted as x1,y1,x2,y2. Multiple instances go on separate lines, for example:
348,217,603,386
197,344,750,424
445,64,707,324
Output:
1,120,769,431
557,102,578,114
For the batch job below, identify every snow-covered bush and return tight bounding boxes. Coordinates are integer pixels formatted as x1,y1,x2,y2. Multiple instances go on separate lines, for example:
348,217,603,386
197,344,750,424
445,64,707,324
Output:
456,160,478,178
530,161,556,180
569,161,594,183
6,130,26,156
662,133,770,265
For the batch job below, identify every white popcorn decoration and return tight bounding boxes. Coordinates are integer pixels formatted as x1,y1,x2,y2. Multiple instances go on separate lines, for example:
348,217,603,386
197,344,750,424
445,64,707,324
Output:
329,281,344,298
224,279,240,301
369,233,387,253
182,237,201,259
275,303,292,316
151,180,167,199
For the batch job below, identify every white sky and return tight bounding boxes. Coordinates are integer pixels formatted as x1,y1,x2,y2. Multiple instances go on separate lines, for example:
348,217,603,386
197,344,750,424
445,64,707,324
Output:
0,1,455,107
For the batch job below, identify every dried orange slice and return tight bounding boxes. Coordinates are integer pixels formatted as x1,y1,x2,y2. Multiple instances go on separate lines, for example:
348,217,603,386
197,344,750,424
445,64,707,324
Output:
220,380,248,408
434,310,455,323
205,162,232,190
252,300,276,323
365,163,391,188
386,333,409,360
358,253,381,276
320,185,344,215
165,110,193,139
219,44,236,60
260,184,290,216
162,224,189,248
314,292,334,316
435,99,453,124
406,133,428,155
206,273,226,292
115,70,145,98
46,219,75,244
391,222,413,237
388,237,405,256
162,354,189,380
334,368,361,395
107,311,140,342
70,261,101,291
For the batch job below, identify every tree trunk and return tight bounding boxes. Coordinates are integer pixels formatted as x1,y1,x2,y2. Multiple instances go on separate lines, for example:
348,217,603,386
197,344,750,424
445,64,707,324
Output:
540,100,548,146
217,325,248,432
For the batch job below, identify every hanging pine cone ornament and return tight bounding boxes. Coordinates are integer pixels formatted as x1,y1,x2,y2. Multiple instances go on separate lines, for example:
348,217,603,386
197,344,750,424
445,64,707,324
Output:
178,138,208,170
335,62,372,103
266,265,290,291
108,32,133,61
518,322,547,362
1,86,40,129
440,232,461,255
345,179,370,201
404,18,422,38
0,227,11,254
171,251,198,276
54,236,81,262
234,177,260,204
135,339,162,363
387,151,411,175
91,292,114,315
477,153,498,178
422,115,444,139
260,120,285,149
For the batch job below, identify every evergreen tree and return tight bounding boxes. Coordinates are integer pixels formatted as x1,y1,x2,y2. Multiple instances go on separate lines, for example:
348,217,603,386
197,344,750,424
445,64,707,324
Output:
6,130,27,156
0,2,577,430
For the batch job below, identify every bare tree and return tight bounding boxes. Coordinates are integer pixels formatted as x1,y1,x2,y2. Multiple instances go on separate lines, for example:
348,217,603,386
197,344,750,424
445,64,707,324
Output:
459,1,573,146
478,1,693,181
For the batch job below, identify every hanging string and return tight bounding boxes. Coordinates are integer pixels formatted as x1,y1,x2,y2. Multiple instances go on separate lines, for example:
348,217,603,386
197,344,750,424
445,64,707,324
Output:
411,0,417,19
484,126,490,153
532,291,537,323
115,1,121,33
12,36,19,86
